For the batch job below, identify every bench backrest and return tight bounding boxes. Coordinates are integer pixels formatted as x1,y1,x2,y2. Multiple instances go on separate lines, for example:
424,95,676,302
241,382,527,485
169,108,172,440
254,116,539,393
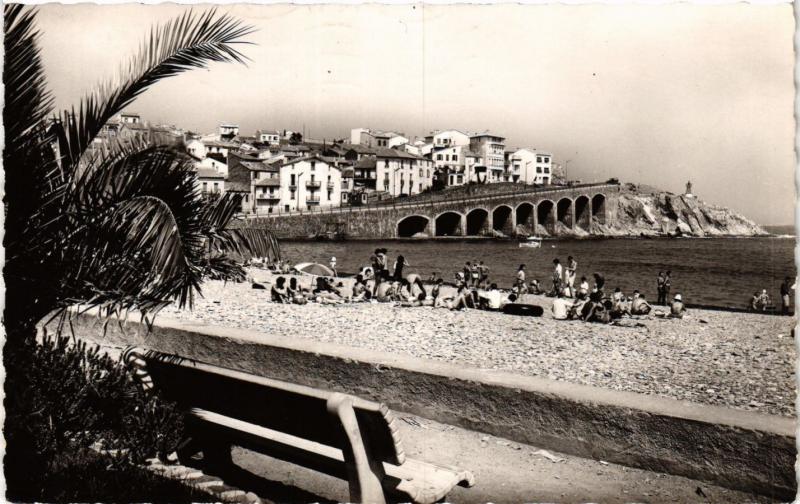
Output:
143,352,406,466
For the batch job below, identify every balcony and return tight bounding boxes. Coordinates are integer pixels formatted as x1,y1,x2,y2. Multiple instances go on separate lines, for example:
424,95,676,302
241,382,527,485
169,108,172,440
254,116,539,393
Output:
306,180,321,189
327,181,335,190
306,194,320,204
256,193,280,201
288,183,297,190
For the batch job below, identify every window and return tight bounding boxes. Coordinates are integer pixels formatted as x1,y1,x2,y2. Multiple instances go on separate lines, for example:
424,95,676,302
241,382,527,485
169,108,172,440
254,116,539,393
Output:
453,155,458,162
327,191,332,200
544,167,550,174
290,191,295,199
437,154,443,161
537,156,542,163
310,161,316,171
544,157,550,163
537,166,542,173
202,182,208,192
290,174,296,185
285,204,290,211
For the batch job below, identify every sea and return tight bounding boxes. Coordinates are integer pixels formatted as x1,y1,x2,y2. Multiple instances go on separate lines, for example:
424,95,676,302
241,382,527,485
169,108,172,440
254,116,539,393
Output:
281,228,795,309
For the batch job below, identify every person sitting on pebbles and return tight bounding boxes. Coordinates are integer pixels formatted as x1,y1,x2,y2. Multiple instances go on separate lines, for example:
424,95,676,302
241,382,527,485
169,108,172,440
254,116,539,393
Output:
351,275,370,302
375,280,396,302
313,277,344,304
630,293,653,316
287,277,308,305
670,293,687,318
271,276,291,303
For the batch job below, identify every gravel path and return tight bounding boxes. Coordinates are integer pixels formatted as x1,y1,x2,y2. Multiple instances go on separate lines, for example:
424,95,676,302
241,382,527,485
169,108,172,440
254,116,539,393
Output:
160,271,796,417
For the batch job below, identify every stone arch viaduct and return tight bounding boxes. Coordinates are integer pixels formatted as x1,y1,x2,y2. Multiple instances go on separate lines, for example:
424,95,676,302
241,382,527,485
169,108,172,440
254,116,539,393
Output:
243,183,620,240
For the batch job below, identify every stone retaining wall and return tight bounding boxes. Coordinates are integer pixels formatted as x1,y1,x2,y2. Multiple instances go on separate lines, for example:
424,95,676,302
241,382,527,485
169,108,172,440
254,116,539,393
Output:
49,312,796,500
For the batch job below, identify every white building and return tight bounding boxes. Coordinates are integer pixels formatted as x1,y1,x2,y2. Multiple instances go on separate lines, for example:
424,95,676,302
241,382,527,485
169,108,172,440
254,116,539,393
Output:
257,130,281,145
219,123,239,138
350,128,408,149
185,139,206,159
279,155,342,212
205,140,237,158
470,133,506,183
387,134,409,148
508,148,552,185
194,156,228,177
195,167,225,196
426,129,471,149
375,148,434,197
119,111,142,124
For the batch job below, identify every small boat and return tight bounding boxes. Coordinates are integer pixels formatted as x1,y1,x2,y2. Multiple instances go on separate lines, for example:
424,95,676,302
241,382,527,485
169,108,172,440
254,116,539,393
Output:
519,236,542,248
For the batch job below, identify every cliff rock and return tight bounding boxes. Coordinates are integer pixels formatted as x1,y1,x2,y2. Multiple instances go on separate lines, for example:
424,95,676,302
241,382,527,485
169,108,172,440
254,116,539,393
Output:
608,184,767,237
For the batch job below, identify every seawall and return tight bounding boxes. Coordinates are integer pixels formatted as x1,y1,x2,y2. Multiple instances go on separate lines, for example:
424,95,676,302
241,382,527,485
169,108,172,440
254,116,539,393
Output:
47,311,797,500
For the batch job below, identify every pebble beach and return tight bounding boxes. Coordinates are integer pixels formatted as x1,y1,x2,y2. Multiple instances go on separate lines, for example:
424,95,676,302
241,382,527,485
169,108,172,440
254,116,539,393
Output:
160,270,796,417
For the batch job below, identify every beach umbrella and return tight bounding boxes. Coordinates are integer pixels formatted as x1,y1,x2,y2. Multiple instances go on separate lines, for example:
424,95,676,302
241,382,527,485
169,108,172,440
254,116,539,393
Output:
294,262,335,277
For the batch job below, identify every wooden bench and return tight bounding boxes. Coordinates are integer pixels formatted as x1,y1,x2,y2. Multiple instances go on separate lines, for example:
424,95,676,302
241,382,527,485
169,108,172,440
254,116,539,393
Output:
123,347,474,504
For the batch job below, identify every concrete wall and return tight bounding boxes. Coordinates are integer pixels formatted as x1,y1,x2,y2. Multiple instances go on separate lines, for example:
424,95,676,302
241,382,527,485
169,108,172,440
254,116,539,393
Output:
53,313,796,500
237,184,620,240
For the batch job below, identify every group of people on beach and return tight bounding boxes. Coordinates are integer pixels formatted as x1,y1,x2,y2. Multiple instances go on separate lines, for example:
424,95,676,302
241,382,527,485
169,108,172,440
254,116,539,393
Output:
262,248,691,325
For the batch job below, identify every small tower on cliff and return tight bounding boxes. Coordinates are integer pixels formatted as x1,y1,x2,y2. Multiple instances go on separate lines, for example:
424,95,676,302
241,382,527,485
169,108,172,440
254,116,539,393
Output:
684,180,694,198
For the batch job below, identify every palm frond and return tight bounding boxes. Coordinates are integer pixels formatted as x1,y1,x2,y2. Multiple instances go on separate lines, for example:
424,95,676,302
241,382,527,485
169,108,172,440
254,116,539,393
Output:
211,228,282,263
200,191,245,232
199,192,282,265
57,145,207,310
57,9,255,171
3,4,53,152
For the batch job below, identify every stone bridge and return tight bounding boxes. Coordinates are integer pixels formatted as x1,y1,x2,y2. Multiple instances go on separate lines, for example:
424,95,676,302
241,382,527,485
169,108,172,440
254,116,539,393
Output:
240,183,620,240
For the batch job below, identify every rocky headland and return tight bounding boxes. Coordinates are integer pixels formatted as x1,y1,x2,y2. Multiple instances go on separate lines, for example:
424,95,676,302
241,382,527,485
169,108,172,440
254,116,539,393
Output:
593,183,767,238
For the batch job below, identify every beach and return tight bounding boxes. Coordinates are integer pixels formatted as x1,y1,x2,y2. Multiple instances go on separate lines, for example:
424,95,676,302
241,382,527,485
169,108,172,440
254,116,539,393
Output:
160,269,796,417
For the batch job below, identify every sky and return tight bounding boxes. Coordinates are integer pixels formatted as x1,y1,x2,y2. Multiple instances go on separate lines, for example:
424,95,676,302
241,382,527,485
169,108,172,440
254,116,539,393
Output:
32,3,795,225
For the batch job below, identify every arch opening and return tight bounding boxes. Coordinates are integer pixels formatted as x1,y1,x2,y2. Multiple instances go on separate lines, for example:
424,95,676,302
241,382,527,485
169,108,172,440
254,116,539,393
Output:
557,198,573,229
536,200,555,234
592,194,606,224
492,205,513,236
466,208,490,236
435,212,463,237
574,196,591,231
397,215,430,238
515,202,535,236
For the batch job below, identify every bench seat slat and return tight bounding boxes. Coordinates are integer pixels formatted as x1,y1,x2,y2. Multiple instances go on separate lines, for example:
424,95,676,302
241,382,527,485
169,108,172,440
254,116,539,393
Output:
146,355,405,465
191,408,474,504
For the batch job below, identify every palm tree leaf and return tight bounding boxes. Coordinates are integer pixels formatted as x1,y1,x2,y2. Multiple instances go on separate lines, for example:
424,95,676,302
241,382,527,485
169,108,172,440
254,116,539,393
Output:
211,228,282,263
3,4,53,151
57,9,255,171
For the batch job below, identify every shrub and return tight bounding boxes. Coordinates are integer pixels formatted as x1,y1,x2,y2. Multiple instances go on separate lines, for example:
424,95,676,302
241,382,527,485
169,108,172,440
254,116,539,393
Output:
5,334,188,500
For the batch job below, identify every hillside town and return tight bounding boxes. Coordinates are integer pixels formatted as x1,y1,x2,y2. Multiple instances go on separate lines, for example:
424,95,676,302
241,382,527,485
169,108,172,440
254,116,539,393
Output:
93,113,564,214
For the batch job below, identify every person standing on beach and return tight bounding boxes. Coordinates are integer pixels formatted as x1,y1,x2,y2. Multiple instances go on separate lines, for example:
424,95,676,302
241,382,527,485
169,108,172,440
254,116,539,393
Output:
552,259,563,296
393,255,409,281
463,262,473,287
516,264,528,294
780,277,792,315
663,271,672,303
657,271,666,305
565,256,578,297
471,261,480,288
478,261,490,289
329,256,337,277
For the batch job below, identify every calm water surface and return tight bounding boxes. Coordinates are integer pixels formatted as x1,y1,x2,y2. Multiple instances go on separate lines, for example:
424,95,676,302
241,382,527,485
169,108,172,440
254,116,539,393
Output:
280,237,795,308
